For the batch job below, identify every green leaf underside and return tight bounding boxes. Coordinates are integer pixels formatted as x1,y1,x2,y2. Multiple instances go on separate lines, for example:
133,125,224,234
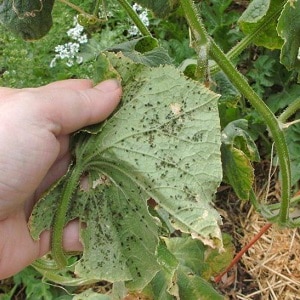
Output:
277,0,300,74
29,52,222,288
108,36,172,67
238,0,284,49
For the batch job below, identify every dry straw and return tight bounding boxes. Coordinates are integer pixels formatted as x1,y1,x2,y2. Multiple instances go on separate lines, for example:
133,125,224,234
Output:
238,206,300,299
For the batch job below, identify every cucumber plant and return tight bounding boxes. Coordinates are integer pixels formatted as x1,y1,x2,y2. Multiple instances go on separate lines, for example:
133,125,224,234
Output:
1,0,300,298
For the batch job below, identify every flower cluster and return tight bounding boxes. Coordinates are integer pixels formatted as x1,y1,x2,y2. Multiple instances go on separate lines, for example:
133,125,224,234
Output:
128,3,149,37
50,17,88,67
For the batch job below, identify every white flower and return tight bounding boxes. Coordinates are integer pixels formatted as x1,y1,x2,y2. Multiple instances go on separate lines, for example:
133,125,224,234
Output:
67,23,85,41
77,34,88,44
50,16,88,67
132,3,143,12
128,3,149,37
139,11,149,27
128,25,139,37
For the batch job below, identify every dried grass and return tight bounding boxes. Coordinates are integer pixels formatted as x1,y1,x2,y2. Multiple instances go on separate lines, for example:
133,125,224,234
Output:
238,207,300,299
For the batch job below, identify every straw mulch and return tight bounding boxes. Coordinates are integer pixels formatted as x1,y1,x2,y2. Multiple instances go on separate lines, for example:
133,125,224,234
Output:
238,207,300,299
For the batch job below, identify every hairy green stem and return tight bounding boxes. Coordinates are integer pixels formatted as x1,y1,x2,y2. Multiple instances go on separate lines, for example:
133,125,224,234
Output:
278,96,300,124
51,166,82,268
180,0,210,82
181,0,291,225
116,0,152,36
210,42,291,226
33,265,97,286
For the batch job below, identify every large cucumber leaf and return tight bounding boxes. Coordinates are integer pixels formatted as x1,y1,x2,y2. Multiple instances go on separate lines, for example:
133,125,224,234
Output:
238,0,285,49
0,0,54,40
277,0,300,76
29,52,222,289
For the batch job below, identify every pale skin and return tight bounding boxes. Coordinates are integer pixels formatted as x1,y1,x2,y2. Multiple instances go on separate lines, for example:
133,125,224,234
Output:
0,78,122,279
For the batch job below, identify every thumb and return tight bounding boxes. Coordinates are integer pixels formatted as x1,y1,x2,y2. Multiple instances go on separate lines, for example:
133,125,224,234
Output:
26,79,122,135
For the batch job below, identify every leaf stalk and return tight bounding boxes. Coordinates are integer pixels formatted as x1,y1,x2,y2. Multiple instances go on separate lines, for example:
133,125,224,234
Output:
51,165,82,268
180,0,291,226
278,96,300,124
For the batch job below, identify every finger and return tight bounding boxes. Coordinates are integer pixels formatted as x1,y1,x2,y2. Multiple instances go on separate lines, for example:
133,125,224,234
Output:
28,79,122,135
0,79,92,103
39,219,83,255
43,79,93,90
0,213,82,280
36,152,71,197
0,87,20,99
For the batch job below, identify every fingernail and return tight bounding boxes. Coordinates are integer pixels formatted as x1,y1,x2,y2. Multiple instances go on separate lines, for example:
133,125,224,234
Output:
96,79,121,92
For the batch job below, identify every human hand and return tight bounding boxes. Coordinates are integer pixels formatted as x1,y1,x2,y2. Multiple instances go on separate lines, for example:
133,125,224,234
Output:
0,79,122,279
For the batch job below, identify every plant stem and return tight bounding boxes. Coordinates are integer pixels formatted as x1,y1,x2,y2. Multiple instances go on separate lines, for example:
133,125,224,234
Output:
181,0,291,225
58,0,87,15
33,265,97,286
93,0,101,16
210,43,291,226
116,0,152,37
51,166,82,269
180,0,210,82
278,96,300,123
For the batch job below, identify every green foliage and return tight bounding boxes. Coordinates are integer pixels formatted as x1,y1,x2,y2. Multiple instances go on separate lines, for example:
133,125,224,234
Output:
277,0,300,77
199,0,243,52
0,1,78,87
0,266,73,300
107,36,172,66
267,84,300,185
238,0,284,49
145,235,233,299
247,54,278,96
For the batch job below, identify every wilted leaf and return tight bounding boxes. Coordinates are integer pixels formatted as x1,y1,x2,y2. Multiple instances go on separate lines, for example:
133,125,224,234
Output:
145,242,179,300
202,233,235,280
221,120,259,200
221,145,254,201
29,52,222,289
